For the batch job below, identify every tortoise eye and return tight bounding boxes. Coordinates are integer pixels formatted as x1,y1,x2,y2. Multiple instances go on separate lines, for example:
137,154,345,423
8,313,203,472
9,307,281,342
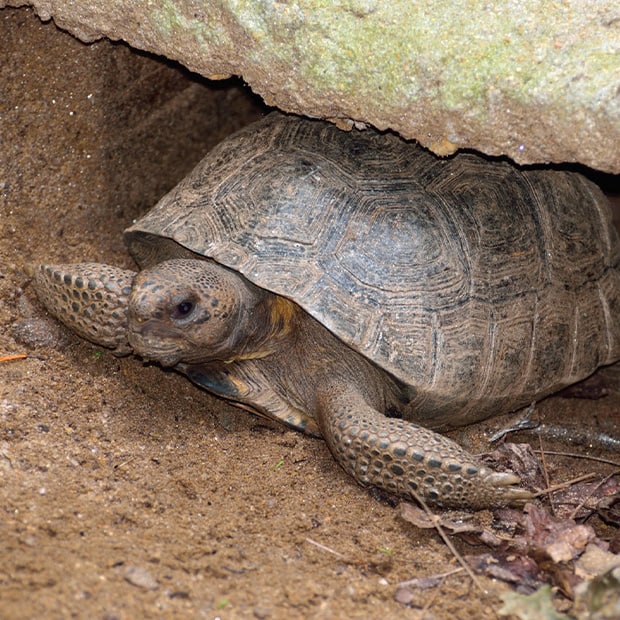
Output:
173,300,194,318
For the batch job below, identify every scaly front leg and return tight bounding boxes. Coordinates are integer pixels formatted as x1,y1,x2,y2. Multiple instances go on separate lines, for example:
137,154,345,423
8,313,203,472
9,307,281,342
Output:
317,385,532,510
33,263,135,355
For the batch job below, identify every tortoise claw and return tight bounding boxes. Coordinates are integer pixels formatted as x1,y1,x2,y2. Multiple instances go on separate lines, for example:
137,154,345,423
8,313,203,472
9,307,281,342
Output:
479,471,534,507
485,471,522,487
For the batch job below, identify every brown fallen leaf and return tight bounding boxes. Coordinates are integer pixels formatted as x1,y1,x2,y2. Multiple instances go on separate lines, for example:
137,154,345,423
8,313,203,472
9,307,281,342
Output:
466,553,542,593
518,503,597,563
574,544,620,581
399,502,505,546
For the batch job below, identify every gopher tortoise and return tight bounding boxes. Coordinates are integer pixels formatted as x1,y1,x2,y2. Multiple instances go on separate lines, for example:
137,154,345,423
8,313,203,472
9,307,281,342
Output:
33,113,620,509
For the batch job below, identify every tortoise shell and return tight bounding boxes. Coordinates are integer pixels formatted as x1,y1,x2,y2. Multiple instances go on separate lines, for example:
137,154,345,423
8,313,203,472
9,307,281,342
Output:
124,113,620,429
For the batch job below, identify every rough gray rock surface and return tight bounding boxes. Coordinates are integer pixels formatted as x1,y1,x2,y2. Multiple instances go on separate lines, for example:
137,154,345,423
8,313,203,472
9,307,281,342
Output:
3,0,620,172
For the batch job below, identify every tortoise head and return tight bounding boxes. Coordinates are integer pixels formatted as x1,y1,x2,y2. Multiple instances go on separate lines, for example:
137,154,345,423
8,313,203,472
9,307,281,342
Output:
128,258,273,367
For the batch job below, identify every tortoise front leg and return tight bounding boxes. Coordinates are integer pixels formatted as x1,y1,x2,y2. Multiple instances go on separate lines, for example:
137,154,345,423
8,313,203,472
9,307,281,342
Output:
317,385,533,510
33,263,135,355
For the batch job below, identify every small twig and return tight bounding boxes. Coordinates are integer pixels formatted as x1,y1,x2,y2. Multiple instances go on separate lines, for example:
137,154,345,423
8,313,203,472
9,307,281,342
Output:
533,449,620,469
396,566,464,589
529,472,597,498
408,490,487,595
0,354,27,363
114,456,137,470
305,537,347,560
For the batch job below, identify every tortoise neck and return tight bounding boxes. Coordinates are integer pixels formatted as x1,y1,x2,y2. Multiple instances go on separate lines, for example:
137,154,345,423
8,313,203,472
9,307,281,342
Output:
226,287,301,363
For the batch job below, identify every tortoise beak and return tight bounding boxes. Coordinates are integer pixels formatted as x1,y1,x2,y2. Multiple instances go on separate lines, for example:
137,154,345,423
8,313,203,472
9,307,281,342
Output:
128,320,184,367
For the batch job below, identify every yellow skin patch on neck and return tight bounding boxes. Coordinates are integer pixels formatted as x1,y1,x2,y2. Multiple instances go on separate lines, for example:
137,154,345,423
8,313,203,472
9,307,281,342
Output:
267,294,300,337
225,293,301,363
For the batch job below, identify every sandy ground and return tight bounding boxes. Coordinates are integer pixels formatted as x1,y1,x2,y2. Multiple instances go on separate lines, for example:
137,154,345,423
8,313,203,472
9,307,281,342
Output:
1,8,619,619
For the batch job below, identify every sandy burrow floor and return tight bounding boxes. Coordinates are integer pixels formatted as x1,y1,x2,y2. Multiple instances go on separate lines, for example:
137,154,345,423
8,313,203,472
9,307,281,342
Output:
1,7,619,620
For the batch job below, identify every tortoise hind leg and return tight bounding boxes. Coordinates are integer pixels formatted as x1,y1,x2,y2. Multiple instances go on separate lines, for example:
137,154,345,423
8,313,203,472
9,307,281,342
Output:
316,384,532,509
